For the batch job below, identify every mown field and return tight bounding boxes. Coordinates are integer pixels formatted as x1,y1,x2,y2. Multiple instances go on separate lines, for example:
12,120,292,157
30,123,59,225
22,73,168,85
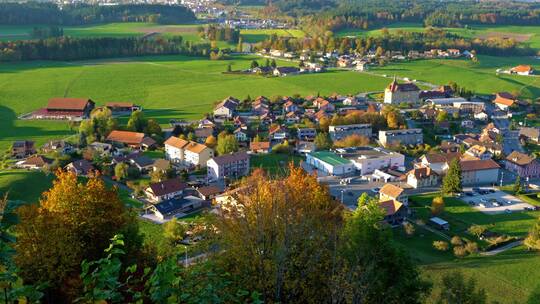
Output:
335,22,540,50
394,193,540,303
0,54,392,151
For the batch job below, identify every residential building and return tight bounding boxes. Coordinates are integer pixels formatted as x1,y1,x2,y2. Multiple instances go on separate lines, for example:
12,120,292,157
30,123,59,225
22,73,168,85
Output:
207,152,250,182
378,129,423,147
295,141,316,155
65,159,95,176
406,167,438,189
106,130,147,149
379,184,408,206
106,102,140,114
146,196,204,220
17,155,52,170
417,152,461,175
213,96,239,118
32,98,95,120
379,200,407,227
273,67,300,77
250,141,271,154
233,127,249,142
335,146,405,175
145,179,187,203
297,128,317,141
164,136,213,167
460,159,500,185
194,127,213,143
196,185,223,200
464,145,493,160
493,92,516,110
41,140,73,154
505,151,540,178
519,127,540,143
11,140,35,158
384,78,420,104
269,125,288,141
164,136,189,163
329,124,372,141
305,151,355,176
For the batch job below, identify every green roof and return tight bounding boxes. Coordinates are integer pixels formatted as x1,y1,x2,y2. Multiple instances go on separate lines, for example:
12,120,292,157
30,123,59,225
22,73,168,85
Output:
309,151,352,166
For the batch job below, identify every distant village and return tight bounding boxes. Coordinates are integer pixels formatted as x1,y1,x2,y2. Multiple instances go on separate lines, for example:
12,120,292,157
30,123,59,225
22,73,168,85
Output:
8,68,540,229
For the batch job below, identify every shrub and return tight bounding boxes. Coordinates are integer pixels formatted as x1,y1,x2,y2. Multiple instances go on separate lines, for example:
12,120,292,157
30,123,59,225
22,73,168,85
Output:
465,242,479,254
431,196,445,215
453,246,468,258
403,222,415,237
433,241,449,251
451,236,463,246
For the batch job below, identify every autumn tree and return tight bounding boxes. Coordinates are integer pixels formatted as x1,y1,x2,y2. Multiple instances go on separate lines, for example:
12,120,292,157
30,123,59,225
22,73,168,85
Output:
127,110,148,132
525,218,540,250
14,170,143,302
442,158,462,194
79,107,117,143
163,218,187,245
114,162,129,181
215,166,344,302
333,134,370,148
205,135,217,148
431,196,445,215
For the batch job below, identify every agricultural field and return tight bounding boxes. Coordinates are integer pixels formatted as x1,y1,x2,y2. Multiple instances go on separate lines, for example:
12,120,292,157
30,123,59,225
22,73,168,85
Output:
335,22,540,50
370,56,540,99
395,193,540,303
0,54,391,151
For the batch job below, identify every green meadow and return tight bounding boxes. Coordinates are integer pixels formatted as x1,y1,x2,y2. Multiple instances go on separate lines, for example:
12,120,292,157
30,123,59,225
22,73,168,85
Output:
395,193,540,303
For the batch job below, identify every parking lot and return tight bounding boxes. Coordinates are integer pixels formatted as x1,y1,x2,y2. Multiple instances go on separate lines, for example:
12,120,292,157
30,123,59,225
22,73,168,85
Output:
460,187,535,214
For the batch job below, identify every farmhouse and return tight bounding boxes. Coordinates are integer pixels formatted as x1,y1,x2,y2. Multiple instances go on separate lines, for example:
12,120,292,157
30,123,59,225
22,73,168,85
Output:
213,96,239,118
493,92,516,110
17,155,52,170
510,65,534,75
384,78,420,104
11,140,35,158
273,67,300,77
32,98,95,120
106,102,140,114
505,151,540,178
65,159,95,176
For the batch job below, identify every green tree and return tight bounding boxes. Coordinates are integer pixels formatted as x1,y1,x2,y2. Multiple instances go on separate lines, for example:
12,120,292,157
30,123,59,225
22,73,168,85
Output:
436,272,487,304
114,162,129,181
250,60,259,69
144,119,162,136
442,159,462,194
270,59,277,68
127,110,148,133
163,219,187,245
525,218,540,250
314,132,332,150
216,134,239,155
436,110,448,123
513,175,522,194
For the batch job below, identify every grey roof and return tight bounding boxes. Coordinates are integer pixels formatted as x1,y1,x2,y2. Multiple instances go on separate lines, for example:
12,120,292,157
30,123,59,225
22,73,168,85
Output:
210,151,249,166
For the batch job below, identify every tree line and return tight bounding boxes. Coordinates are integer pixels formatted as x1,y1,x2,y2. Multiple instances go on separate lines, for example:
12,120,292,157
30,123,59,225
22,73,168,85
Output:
0,36,227,62
197,24,241,43
258,28,535,57
0,3,196,26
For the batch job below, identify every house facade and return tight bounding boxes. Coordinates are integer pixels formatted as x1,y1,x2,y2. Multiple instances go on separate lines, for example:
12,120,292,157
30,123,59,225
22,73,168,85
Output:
207,152,250,182
406,167,438,189
306,151,355,176
505,151,540,178
145,179,187,203
378,129,423,147
384,79,420,104
460,159,500,185
329,124,372,141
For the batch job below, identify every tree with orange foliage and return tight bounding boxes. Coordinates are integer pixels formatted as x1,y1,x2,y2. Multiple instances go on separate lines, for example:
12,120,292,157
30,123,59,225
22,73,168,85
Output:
215,165,344,303
14,170,143,303
333,134,370,148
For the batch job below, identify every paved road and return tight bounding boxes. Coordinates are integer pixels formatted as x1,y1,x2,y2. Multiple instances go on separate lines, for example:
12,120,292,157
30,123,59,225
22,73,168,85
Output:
480,240,523,256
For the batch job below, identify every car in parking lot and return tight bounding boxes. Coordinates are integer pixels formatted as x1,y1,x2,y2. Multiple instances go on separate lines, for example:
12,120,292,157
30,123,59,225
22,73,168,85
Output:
480,198,488,203
465,192,474,197
371,187,380,194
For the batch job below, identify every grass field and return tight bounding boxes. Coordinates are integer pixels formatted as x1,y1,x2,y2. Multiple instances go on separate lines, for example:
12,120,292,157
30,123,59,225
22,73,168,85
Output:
393,193,540,303
250,153,303,176
0,54,392,151
370,56,540,99
335,22,540,50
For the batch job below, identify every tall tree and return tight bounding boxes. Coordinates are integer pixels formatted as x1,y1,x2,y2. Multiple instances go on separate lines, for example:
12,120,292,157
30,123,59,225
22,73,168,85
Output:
14,171,143,302
216,134,239,155
436,272,487,304
442,159,462,194
127,110,148,133
314,132,333,150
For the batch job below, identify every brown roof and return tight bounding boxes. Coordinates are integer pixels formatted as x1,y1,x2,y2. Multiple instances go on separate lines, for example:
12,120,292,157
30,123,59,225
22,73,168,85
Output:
106,102,134,108
210,151,249,166
408,167,437,179
519,127,540,139
460,159,500,172
22,155,52,167
185,142,209,154
148,179,187,197
195,128,213,138
250,141,271,151
506,151,536,166
47,98,92,111
387,79,419,92
164,136,189,149
197,185,222,197
379,200,403,216
153,159,171,171
423,152,461,164
107,130,145,145
379,184,404,198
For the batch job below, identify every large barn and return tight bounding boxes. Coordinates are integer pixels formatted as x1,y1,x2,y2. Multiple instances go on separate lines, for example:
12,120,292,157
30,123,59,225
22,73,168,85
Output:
32,98,95,120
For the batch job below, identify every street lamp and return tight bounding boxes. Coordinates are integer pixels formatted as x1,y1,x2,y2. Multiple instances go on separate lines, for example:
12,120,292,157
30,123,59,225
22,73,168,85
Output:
341,189,345,203
183,245,188,267
500,171,504,188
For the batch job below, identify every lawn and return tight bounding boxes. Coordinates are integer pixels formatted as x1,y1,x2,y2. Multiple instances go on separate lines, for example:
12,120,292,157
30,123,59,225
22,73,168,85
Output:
0,169,54,202
393,193,540,303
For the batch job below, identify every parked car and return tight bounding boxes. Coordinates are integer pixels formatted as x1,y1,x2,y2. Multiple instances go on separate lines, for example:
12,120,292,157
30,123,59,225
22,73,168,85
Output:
505,209,512,214
371,187,380,194
480,198,488,203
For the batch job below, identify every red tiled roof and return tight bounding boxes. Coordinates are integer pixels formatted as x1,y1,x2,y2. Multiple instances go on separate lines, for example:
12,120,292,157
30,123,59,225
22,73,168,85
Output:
460,159,500,172
106,130,145,145
47,98,92,111
148,179,187,197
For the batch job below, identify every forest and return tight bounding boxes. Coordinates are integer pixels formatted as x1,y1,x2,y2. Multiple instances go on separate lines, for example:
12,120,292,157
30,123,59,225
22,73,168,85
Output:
258,28,535,57
0,3,196,26
0,36,218,62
